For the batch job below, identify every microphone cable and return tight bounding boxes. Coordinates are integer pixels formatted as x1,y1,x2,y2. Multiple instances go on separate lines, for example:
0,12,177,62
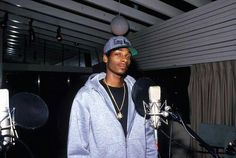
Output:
168,121,172,158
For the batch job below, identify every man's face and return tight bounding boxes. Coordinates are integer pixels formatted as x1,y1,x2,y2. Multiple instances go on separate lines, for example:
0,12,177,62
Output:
103,47,131,76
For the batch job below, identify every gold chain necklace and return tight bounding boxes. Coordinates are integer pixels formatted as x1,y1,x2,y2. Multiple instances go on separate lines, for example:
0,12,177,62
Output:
104,79,126,120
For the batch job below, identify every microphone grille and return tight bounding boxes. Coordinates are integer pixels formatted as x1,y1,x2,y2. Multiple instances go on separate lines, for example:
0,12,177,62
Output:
149,86,161,102
0,89,9,109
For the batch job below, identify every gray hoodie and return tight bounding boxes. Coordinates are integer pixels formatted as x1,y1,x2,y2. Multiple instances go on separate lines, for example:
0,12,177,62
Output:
67,72,158,158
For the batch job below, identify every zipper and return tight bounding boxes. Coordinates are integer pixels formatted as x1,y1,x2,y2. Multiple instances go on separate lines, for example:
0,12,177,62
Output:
125,128,131,158
125,136,128,158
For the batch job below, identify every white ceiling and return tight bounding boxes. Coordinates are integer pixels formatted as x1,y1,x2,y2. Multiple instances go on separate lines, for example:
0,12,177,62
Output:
0,0,215,68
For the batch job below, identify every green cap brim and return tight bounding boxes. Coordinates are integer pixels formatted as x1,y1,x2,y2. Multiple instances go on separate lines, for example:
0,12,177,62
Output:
129,47,138,56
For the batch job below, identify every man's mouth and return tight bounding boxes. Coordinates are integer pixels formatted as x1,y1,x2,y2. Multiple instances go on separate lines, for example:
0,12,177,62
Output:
119,64,127,69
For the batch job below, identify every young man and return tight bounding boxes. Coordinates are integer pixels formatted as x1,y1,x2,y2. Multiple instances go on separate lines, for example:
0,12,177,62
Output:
67,36,158,158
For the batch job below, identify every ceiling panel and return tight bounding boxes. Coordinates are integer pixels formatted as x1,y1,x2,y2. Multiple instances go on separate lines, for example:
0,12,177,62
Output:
0,0,215,70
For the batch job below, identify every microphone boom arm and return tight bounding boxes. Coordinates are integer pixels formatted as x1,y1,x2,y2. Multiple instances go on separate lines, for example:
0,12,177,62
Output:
169,112,220,158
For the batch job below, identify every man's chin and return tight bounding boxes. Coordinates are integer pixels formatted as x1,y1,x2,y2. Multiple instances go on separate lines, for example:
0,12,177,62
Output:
118,71,128,78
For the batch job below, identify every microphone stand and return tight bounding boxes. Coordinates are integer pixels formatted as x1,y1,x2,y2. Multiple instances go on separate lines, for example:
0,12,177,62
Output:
169,112,220,158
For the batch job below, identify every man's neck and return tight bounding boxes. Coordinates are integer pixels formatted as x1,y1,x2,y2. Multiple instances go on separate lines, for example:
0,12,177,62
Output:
104,74,124,87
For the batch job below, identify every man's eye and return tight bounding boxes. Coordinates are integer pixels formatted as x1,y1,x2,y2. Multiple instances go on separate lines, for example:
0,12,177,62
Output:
114,53,121,56
126,54,131,58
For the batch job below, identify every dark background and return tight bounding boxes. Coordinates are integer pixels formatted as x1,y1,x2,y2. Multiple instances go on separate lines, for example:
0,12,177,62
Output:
1,65,190,158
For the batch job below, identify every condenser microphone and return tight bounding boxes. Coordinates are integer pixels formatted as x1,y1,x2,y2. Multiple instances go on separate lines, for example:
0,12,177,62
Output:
148,86,161,128
148,86,161,146
132,77,171,148
149,86,170,129
148,86,161,129
132,77,170,127
0,89,13,150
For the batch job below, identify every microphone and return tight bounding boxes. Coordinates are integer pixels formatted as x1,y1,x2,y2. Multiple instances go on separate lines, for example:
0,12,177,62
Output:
132,78,171,147
148,86,161,129
148,86,161,147
148,86,170,129
131,77,171,127
0,89,14,151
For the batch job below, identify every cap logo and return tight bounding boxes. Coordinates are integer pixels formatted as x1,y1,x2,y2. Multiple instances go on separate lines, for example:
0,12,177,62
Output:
113,39,130,46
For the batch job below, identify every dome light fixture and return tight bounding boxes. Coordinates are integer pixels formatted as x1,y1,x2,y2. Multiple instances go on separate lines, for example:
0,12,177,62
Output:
110,0,129,36
111,15,129,36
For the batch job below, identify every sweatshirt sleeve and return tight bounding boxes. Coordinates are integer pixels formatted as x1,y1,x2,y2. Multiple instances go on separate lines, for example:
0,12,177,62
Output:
67,89,91,158
145,121,158,158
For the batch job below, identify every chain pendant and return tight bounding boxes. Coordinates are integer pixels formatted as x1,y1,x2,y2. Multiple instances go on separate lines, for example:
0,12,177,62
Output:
117,112,123,119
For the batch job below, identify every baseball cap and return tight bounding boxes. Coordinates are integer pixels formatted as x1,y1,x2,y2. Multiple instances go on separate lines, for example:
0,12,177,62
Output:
103,36,138,56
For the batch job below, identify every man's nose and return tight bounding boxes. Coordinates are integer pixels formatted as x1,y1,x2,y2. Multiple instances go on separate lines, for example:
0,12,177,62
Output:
121,56,128,62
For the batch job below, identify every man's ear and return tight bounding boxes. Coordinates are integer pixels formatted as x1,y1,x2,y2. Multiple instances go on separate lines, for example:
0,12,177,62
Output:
103,54,108,63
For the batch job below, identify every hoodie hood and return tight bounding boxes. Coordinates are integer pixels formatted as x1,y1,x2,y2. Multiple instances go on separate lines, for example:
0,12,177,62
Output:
84,72,136,92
